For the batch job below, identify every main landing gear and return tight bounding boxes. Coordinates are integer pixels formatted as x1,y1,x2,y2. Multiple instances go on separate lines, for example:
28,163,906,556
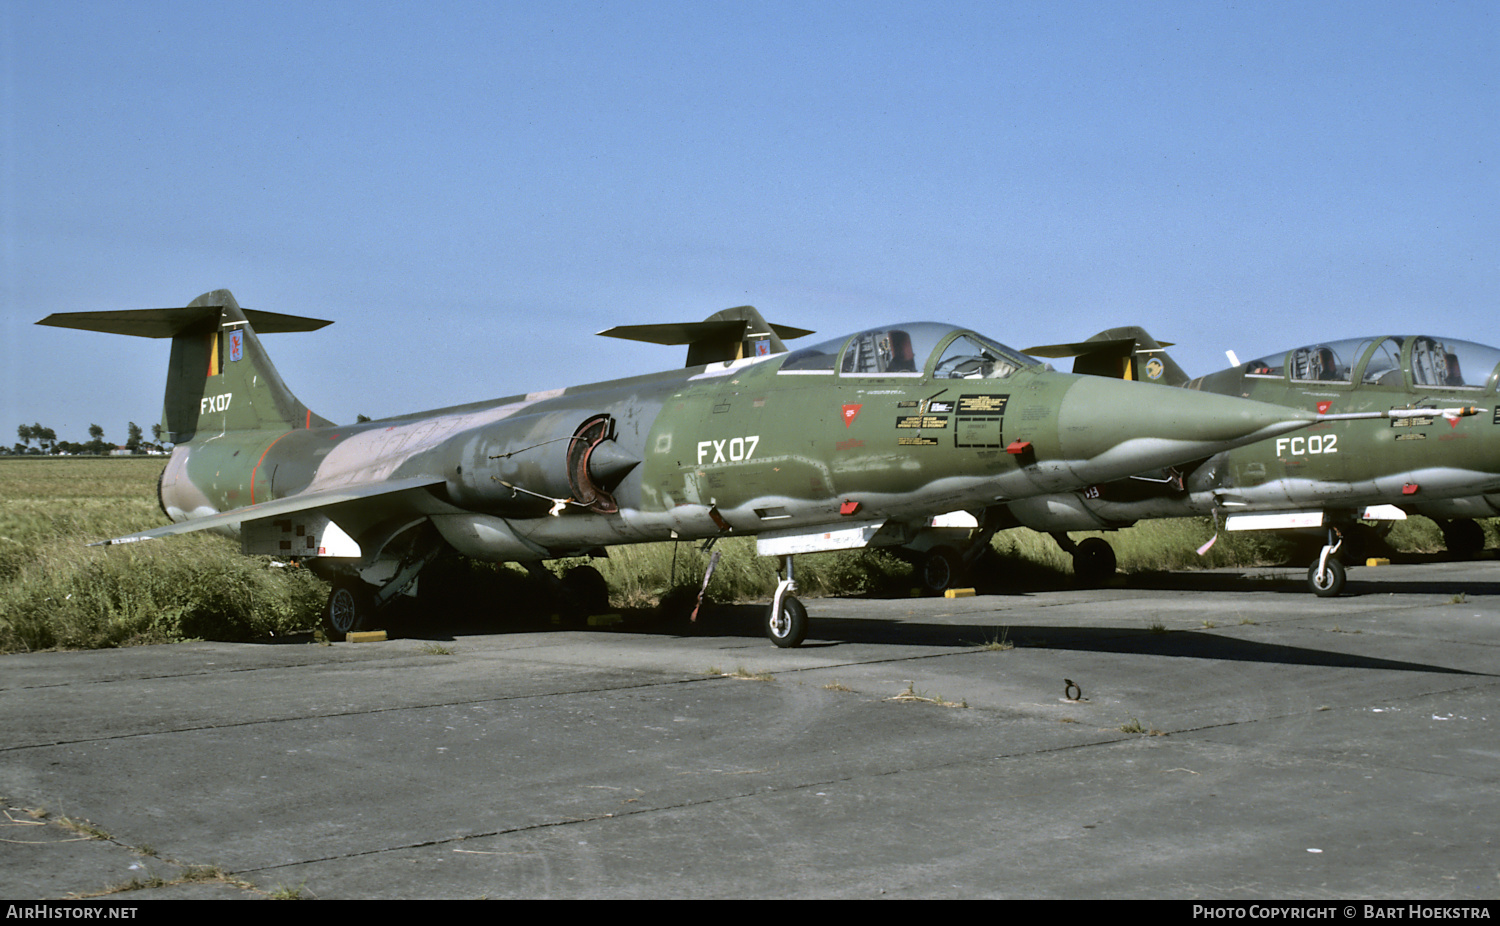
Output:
919,545,966,595
1441,518,1486,560
537,562,612,629
1051,533,1118,587
323,578,377,639
319,523,445,641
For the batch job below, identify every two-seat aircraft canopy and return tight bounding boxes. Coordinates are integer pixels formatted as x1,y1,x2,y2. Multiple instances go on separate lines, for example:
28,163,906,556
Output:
777,322,1040,379
1242,335,1500,391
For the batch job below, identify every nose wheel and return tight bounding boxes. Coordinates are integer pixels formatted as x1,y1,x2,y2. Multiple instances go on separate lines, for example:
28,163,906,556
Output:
1307,528,1346,597
765,555,808,647
1307,558,1346,597
766,595,808,648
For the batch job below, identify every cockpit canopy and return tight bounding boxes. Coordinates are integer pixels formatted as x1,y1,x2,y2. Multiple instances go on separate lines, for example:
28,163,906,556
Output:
1242,335,1500,392
778,322,1039,379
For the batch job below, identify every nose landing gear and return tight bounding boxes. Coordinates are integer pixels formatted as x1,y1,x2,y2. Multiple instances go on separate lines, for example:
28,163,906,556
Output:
765,555,808,648
1307,527,1346,597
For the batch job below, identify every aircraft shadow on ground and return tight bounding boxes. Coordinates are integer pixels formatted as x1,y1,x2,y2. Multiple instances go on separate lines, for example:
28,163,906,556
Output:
700,605,1489,677
396,597,1490,678
1115,564,1500,597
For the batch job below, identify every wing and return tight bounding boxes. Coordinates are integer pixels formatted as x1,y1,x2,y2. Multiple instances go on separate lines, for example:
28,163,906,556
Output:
94,475,447,546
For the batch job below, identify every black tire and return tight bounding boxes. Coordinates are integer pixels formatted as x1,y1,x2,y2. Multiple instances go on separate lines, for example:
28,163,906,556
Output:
1442,519,1484,559
921,546,965,594
968,546,1007,593
561,564,611,615
656,585,708,633
1072,537,1117,587
323,579,375,641
765,595,808,648
1307,557,1346,597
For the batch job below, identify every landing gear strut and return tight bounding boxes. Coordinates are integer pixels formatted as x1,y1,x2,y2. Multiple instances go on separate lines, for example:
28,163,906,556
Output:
765,555,808,648
1307,527,1346,597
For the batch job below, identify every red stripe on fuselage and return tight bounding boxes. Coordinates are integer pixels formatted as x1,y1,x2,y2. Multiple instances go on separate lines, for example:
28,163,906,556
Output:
249,431,295,505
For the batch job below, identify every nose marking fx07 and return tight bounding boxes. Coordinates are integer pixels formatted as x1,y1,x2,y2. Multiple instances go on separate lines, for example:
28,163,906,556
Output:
697,435,760,465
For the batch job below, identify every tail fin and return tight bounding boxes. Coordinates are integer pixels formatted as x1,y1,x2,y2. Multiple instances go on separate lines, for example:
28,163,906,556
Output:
37,289,334,443
597,305,815,367
1024,326,1192,386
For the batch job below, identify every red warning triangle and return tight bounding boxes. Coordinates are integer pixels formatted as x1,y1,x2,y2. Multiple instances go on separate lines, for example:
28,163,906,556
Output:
842,404,862,427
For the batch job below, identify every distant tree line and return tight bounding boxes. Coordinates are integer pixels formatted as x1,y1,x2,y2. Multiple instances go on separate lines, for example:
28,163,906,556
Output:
8,422,167,456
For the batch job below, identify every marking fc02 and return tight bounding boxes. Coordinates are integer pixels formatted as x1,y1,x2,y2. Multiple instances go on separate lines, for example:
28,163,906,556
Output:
1275,434,1337,458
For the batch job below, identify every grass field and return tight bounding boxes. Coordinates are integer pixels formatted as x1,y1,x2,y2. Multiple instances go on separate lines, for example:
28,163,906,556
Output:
0,456,1475,652
0,457,325,652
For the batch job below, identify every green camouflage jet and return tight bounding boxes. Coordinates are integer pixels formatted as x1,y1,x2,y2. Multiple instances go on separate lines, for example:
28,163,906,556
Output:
996,328,1492,596
40,290,1337,645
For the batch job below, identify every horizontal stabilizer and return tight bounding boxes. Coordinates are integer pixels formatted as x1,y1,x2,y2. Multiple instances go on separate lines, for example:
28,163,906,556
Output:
602,319,816,346
1026,326,1188,385
600,305,813,367
92,476,446,546
38,306,333,338
1024,336,1146,360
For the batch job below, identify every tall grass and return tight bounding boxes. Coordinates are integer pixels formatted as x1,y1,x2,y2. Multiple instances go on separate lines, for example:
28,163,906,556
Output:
0,459,323,651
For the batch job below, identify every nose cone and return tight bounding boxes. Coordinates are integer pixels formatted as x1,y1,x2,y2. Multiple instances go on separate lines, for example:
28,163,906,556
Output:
1050,376,1315,486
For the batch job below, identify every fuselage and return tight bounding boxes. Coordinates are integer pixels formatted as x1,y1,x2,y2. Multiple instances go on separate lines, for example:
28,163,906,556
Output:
159,321,1315,563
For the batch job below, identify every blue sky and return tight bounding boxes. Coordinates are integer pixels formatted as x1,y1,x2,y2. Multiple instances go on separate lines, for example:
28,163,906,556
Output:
3,1,1497,443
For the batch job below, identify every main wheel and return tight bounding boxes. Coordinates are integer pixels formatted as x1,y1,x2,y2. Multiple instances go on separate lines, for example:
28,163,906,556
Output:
1307,557,1346,597
324,579,376,641
920,546,965,594
561,564,611,614
1072,537,1117,587
655,586,703,632
765,595,808,648
1442,519,1484,559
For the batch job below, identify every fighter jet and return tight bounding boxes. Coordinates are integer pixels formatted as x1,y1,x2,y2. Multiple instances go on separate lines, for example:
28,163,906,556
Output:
993,328,1493,596
40,291,1328,645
